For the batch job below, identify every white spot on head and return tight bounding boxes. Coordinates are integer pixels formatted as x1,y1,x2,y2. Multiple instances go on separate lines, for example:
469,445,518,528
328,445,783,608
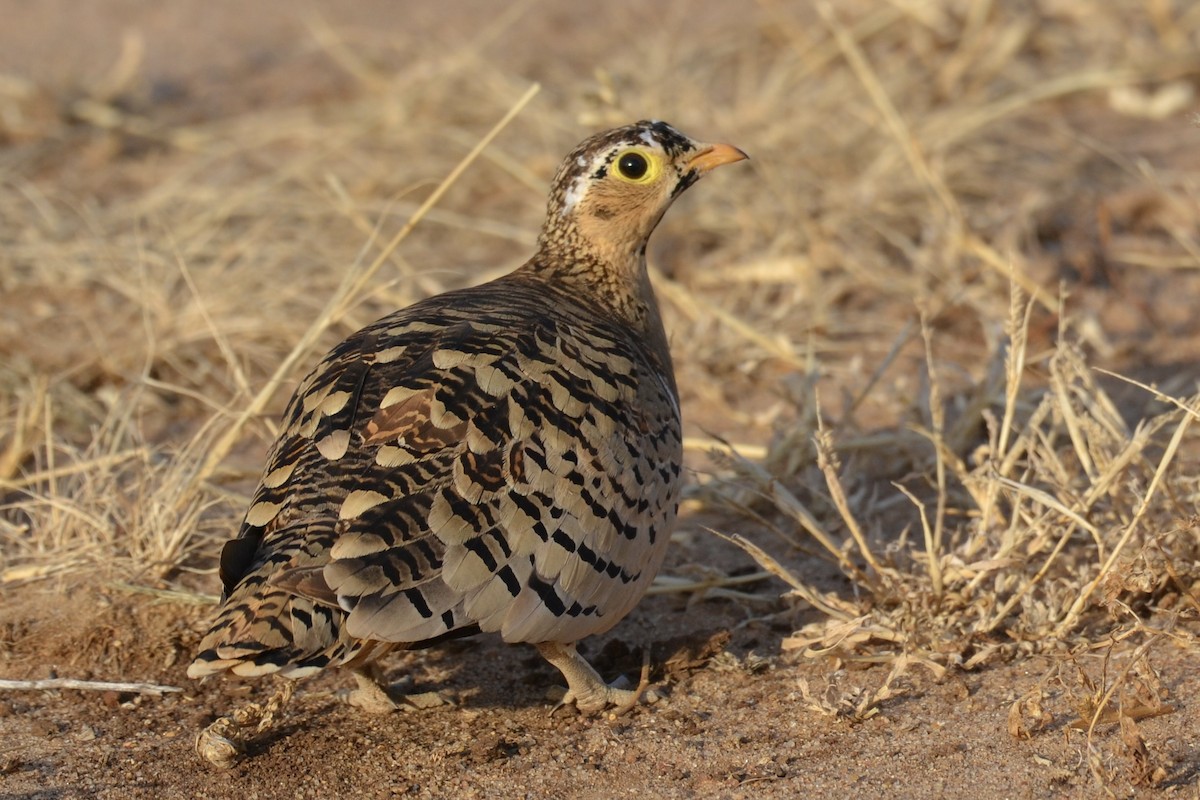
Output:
561,174,587,216
576,155,587,166
638,129,658,147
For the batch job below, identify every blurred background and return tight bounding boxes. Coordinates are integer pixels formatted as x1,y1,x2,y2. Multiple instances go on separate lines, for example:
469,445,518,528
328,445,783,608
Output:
3,0,1198,454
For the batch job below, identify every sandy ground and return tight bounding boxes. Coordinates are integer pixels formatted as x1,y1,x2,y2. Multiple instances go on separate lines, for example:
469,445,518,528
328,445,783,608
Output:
2,2,1200,798
3,577,1197,800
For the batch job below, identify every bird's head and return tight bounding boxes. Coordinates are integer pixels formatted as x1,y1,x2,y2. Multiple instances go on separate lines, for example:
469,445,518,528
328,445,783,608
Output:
537,120,747,265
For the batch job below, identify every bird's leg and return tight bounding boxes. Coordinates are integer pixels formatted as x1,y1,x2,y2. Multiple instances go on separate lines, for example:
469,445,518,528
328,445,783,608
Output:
536,641,653,716
196,679,295,769
345,664,403,713
343,664,450,713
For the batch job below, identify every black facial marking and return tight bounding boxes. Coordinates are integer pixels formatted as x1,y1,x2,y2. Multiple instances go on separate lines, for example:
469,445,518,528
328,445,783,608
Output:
638,120,693,159
671,171,701,198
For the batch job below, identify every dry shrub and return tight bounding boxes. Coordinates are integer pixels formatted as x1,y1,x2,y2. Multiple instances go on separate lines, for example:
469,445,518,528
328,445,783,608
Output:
706,288,1200,663
0,384,235,584
701,292,1200,798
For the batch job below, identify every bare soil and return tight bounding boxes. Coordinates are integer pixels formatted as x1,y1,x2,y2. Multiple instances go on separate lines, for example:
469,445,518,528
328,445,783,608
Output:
4,575,1198,800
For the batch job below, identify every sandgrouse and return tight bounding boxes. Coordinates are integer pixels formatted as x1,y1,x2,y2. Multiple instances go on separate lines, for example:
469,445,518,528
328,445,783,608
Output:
189,120,747,760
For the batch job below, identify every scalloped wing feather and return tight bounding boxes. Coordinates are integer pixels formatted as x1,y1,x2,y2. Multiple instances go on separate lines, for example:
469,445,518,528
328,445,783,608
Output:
189,279,681,679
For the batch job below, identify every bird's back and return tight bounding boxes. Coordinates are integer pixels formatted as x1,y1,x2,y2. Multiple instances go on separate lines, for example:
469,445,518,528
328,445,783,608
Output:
189,269,682,680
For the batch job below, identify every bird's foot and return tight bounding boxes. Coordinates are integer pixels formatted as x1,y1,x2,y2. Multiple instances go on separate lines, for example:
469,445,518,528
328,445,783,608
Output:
341,667,452,713
196,680,294,769
538,641,659,718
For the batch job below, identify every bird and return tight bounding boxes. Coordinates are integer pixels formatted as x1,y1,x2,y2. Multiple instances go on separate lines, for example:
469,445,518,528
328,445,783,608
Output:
188,120,747,764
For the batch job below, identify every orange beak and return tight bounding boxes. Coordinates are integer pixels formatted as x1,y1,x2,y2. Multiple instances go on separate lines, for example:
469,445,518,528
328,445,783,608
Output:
687,142,749,174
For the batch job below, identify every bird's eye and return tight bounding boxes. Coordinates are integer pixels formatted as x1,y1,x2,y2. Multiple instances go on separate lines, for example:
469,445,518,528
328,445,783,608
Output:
618,152,648,179
613,149,660,183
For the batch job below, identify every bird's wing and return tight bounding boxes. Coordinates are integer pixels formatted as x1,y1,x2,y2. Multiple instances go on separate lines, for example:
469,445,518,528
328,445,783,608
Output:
191,285,681,678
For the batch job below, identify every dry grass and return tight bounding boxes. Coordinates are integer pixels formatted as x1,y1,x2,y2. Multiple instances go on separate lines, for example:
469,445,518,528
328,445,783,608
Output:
705,291,1200,660
2,0,1200,793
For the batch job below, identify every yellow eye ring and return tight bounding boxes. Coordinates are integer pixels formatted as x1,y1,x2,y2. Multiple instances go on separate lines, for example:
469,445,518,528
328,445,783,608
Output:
613,148,661,184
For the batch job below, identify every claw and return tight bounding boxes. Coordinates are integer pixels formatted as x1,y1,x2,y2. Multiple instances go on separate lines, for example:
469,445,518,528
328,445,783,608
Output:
537,641,659,718
609,652,654,717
